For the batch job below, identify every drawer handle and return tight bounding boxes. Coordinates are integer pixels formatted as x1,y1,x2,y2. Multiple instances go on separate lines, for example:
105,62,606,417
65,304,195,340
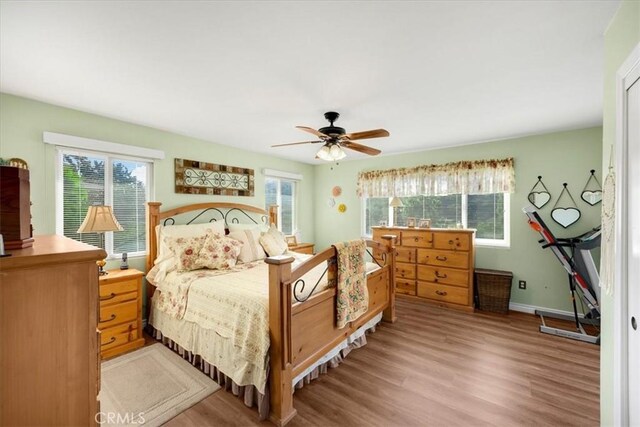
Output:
100,293,116,301
100,314,116,323
448,240,454,244
101,336,116,346
436,256,448,261
435,271,448,278
435,290,448,296
414,237,419,242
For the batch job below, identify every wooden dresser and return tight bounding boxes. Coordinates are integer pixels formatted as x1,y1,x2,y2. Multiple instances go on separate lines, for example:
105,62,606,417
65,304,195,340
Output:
99,269,145,359
372,226,475,311
0,235,105,426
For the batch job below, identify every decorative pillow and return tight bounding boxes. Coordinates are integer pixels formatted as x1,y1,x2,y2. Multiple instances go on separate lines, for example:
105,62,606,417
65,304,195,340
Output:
156,222,226,260
259,224,289,257
165,234,243,272
203,235,243,269
165,235,210,272
228,228,267,263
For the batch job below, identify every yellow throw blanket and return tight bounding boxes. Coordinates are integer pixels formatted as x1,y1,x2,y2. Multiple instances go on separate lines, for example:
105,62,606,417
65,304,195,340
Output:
332,239,369,329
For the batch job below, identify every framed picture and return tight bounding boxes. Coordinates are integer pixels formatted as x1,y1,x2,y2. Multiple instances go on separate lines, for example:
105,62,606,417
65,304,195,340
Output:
286,235,298,247
418,218,431,228
406,217,416,228
379,220,387,227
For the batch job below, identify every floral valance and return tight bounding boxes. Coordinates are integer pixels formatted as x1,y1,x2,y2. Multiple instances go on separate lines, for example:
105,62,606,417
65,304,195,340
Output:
356,158,515,198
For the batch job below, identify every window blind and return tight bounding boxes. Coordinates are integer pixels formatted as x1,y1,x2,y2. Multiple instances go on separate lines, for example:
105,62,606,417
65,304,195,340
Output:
62,153,106,248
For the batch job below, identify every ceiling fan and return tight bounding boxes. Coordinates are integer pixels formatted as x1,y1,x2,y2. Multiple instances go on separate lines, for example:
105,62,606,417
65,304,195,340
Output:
272,112,389,161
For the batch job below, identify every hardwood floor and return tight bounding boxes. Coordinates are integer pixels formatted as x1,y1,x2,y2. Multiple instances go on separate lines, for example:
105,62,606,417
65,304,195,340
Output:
164,297,600,426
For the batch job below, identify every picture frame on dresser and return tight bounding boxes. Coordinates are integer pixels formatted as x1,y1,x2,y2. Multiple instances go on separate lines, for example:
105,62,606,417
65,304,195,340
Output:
285,235,298,247
418,219,431,228
406,217,416,228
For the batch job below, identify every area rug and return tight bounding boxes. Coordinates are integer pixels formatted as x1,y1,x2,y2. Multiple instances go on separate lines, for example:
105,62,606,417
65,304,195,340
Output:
100,343,220,427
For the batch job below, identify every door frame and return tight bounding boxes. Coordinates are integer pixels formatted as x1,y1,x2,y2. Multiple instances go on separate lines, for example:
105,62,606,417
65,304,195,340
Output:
613,41,640,427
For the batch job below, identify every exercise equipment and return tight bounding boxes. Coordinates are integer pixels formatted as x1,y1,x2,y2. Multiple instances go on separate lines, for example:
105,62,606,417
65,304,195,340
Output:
523,206,601,344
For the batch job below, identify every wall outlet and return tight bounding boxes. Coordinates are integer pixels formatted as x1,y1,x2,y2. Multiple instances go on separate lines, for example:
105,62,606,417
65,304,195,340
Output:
518,280,527,290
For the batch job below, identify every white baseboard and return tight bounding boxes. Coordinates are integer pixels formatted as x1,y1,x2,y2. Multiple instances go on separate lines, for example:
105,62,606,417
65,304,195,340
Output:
509,302,585,318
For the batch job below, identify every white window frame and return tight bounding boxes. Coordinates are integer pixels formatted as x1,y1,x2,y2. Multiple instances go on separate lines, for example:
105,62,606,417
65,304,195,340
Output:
265,176,298,235
55,147,154,259
361,193,510,248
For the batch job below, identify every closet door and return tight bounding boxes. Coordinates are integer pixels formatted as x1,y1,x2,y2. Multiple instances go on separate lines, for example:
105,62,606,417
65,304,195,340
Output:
625,63,640,427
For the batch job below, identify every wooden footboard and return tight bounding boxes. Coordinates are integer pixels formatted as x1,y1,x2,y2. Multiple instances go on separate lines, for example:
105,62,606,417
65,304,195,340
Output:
266,236,397,426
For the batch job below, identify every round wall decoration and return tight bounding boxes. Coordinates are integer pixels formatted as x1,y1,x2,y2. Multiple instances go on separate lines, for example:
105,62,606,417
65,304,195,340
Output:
332,186,342,197
327,197,336,207
337,203,347,213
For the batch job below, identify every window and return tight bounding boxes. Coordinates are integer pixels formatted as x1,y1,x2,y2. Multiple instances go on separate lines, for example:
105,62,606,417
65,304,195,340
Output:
362,193,510,247
57,149,152,257
265,177,296,235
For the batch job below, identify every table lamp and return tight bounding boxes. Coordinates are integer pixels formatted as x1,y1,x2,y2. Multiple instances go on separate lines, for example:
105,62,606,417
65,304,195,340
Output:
77,205,123,275
389,197,404,226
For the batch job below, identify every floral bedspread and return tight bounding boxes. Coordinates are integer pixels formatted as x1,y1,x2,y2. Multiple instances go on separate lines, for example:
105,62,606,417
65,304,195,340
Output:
151,261,263,319
332,239,369,329
150,252,328,368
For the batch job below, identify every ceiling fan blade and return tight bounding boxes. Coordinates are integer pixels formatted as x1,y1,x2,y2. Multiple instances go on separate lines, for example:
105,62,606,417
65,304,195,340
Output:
341,141,381,156
342,129,390,140
296,126,329,138
271,140,323,147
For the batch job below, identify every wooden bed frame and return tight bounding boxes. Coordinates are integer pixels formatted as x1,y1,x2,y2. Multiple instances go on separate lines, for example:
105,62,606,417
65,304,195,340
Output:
145,201,397,426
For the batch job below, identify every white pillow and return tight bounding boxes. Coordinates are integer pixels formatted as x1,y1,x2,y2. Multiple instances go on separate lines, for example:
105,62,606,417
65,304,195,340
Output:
259,224,289,257
156,221,226,260
228,222,269,233
228,229,267,263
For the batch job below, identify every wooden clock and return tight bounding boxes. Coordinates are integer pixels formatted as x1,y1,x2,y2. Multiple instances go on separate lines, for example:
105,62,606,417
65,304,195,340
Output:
0,165,34,249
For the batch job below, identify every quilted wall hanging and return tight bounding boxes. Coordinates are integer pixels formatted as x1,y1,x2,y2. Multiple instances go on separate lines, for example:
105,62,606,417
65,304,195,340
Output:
175,158,254,196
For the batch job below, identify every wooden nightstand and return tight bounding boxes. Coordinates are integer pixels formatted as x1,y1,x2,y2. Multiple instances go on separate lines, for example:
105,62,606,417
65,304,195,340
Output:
289,243,315,255
98,269,145,359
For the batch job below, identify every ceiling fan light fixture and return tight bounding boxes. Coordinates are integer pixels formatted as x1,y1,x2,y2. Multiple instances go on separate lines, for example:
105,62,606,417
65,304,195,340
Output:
316,145,333,161
330,144,346,160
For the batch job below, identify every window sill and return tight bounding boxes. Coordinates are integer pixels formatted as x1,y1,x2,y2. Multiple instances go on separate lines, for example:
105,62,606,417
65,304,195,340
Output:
475,240,511,249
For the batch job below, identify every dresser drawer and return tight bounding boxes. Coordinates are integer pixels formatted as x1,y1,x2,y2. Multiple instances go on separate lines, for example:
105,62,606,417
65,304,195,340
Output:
99,300,137,329
395,247,416,263
100,291,137,307
395,262,416,279
417,281,469,305
372,228,401,242
433,232,471,251
417,265,469,288
401,230,433,248
395,279,416,295
100,321,138,351
100,278,138,299
417,249,469,269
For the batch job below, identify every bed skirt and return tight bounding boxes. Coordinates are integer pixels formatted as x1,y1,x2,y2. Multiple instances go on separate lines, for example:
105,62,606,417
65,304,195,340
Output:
150,317,379,420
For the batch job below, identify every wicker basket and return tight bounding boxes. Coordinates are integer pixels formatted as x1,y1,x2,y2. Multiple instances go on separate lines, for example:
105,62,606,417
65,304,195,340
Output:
475,268,513,314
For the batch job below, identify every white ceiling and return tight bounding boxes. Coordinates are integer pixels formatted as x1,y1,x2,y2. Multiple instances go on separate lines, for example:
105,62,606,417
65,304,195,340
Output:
0,1,620,164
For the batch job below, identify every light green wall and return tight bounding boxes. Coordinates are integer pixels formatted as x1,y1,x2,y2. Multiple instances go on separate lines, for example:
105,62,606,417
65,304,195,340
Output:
601,2,640,425
0,93,316,275
314,127,602,313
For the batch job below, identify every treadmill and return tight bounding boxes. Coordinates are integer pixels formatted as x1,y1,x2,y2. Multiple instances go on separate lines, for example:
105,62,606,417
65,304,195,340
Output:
523,206,601,344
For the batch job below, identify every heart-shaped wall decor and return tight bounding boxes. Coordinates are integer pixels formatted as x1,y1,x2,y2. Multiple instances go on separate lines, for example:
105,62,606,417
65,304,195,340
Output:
551,207,581,228
528,191,551,209
581,190,602,206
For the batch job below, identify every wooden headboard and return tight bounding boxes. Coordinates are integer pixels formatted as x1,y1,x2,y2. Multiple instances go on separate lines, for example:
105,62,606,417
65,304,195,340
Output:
146,202,278,272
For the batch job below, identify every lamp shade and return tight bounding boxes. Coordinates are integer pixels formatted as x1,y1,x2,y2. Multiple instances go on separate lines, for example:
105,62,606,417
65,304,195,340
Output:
77,205,123,233
389,197,404,208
